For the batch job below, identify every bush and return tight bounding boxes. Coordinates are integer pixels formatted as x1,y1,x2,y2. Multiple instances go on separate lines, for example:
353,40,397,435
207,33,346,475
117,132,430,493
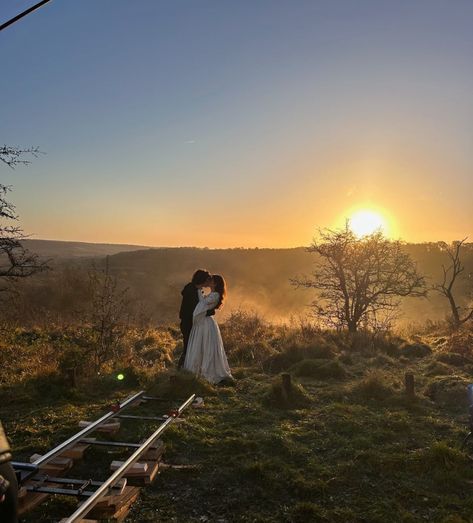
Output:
290,358,346,380
445,328,473,357
221,310,277,365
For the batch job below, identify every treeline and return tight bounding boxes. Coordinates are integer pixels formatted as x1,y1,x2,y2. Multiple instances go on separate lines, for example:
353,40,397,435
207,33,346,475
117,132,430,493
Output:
2,243,472,328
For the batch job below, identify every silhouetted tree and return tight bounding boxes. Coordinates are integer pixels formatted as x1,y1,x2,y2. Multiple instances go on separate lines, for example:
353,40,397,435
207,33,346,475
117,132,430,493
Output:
0,146,47,291
433,239,473,329
292,224,426,332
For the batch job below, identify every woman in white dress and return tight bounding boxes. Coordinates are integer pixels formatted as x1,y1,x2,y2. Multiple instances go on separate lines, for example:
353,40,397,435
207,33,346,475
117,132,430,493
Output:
183,274,233,384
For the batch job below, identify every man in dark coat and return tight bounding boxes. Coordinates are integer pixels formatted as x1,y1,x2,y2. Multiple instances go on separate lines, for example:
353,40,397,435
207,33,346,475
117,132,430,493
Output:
178,269,213,369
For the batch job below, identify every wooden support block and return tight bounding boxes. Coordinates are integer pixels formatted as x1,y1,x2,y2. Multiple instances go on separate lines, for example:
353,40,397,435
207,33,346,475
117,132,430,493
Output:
60,439,95,460
142,439,165,461
78,420,121,433
18,490,51,515
87,485,141,522
192,397,205,408
110,461,148,475
19,478,68,515
126,461,160,486
29,454,73,474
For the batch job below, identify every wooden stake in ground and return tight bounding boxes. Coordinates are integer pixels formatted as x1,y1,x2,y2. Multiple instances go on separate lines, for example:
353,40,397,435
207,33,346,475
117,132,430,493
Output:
281,373,292,400
405,372,415,398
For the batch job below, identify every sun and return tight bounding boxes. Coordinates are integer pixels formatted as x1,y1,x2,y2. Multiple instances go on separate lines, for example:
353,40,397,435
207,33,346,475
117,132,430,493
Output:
349,209,388,237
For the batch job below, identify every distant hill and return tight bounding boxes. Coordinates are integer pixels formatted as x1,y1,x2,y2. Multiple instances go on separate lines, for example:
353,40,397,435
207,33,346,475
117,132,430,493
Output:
103,243,473,324
22,239,152,259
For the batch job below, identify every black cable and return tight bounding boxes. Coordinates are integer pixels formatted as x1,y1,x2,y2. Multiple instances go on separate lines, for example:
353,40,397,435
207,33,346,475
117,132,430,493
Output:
0,0,53,32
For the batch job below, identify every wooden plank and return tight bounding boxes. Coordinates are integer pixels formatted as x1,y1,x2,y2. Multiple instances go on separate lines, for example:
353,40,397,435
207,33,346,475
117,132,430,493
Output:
30,453,73,468
60,439,95,460
78,420,121,434
141,438,165,461
110,461,148,474
126,461,160,486
193,396,205,408
87,486,141,519
18,490,50,515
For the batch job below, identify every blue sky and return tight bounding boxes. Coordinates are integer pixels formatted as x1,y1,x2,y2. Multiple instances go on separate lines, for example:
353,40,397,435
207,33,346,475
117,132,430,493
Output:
1,0,472,246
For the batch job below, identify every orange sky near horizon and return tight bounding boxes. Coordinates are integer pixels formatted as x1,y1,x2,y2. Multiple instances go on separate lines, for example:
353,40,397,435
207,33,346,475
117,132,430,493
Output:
3,1,472,249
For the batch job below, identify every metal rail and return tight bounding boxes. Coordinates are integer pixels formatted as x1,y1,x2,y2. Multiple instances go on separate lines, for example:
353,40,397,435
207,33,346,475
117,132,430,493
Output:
32,390,144,468
63,393,195,523
0,0,53,32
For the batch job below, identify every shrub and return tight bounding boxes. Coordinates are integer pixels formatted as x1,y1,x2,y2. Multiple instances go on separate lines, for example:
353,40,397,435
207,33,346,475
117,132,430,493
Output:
445,328,473,357
221,310,277,365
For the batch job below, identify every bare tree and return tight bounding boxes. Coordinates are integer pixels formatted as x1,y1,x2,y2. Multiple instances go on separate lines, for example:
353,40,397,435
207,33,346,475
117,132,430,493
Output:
0,146,41,168
433,239,473,329
88,257,130,371
0,146,48,291
292,224,426,332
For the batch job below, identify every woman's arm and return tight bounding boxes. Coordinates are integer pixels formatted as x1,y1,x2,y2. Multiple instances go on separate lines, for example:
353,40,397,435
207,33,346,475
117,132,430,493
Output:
193,292,219,320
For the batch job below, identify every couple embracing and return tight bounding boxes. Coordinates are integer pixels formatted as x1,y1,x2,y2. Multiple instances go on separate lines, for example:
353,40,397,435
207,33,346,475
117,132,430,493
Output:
178,269,233,384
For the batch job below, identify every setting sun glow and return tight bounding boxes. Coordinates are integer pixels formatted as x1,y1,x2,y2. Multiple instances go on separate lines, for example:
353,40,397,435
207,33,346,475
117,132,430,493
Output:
349,209,388,237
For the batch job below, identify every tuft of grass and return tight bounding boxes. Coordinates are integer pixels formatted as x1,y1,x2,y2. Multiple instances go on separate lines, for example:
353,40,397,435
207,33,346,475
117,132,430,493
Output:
415,441,467,471
399,341,432,358
291,502,326,522
425,376,471,408
425,360,452,376
351,371,397,401
263,377,312,409
436,352,473,368
146,369,216,399
263,340,336,373
290,358,346,380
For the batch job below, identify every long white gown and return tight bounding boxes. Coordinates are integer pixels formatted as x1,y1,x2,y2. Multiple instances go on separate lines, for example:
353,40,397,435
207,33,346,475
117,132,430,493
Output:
183,290,233,384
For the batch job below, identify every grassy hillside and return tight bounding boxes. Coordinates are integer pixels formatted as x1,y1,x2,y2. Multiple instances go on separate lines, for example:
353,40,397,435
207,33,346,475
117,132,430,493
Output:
2,321,473,522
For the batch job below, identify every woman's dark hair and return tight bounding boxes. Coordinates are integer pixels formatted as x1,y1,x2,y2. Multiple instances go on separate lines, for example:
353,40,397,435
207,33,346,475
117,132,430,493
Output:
212,274,226,309
192,269,211,285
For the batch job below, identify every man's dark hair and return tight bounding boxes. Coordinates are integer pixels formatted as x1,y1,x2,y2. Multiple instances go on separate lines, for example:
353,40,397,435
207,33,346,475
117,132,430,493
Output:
192,269,211,285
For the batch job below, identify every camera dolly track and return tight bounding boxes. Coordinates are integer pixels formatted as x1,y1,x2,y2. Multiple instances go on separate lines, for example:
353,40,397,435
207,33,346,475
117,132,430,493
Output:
12,391,202,522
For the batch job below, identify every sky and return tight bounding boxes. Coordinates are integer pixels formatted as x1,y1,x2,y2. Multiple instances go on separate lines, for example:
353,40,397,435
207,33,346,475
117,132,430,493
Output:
1,0,472,247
